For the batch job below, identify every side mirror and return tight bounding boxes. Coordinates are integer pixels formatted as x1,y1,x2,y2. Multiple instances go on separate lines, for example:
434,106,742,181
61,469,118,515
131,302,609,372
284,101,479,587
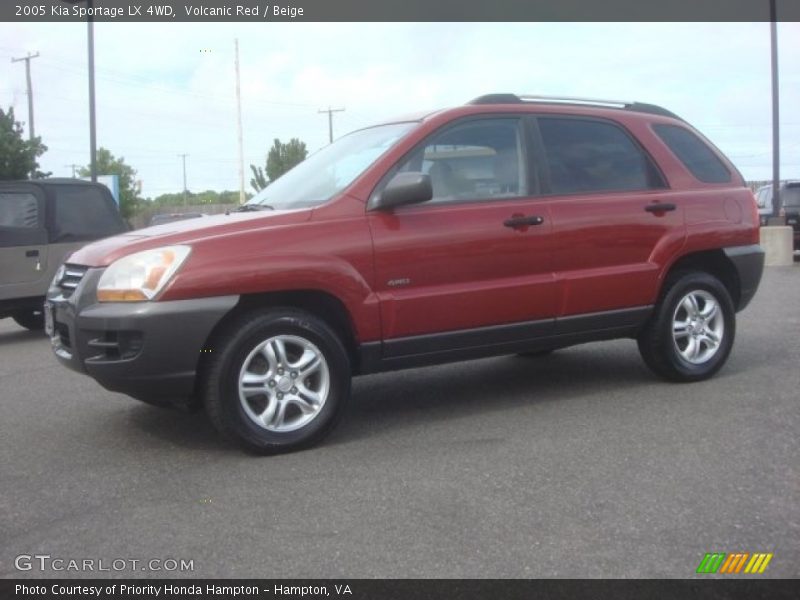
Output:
373,172,432,210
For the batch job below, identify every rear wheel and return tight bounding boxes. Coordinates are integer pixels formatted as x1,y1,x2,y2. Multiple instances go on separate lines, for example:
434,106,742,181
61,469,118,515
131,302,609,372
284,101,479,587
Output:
12,309,45,331
637,271,735,382
203,308,350,454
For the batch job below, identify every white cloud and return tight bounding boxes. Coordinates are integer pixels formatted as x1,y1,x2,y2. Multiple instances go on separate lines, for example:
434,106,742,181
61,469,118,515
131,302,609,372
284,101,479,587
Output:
1,21,798,197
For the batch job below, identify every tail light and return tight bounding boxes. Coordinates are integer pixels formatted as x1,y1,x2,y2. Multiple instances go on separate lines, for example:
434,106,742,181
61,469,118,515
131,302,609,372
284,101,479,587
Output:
749,191,760,224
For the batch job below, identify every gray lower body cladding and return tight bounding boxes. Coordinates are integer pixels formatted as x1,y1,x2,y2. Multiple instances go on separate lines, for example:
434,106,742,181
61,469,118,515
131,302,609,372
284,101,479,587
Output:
47,267,238,405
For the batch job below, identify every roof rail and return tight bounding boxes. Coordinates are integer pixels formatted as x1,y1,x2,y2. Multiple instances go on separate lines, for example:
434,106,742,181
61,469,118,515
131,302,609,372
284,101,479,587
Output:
467,93,682,120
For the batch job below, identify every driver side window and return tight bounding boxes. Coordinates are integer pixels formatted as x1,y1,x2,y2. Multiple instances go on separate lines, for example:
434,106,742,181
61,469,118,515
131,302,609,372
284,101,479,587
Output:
397,118,527,204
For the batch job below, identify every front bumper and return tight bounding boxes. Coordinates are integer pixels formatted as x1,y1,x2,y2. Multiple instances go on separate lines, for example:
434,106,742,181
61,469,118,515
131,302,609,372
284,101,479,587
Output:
46,267,238,405
723,244,765,312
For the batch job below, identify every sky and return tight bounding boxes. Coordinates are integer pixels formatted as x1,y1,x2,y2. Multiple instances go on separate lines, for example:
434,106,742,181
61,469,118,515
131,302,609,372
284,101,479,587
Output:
1,22,799,199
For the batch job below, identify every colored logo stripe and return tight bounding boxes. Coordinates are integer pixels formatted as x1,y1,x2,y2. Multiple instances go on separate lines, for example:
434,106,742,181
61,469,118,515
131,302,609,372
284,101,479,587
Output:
697,553,726,573
696,552,773,574
744,553,773,574
719,553,749,573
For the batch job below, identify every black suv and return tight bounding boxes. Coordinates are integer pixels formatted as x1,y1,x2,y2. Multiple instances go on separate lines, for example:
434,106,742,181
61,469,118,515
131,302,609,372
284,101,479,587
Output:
780,182,800,249
755,181,800,247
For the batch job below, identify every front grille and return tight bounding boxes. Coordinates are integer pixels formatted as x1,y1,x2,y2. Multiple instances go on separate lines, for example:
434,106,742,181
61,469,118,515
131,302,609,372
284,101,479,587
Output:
58,264,88,298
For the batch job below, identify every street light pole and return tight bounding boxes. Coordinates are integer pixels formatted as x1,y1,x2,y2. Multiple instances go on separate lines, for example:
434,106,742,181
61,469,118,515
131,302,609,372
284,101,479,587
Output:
87,0,97,182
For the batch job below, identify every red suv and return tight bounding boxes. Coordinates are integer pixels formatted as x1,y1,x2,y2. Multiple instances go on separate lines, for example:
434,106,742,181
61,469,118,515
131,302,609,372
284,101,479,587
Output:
46,94,764,453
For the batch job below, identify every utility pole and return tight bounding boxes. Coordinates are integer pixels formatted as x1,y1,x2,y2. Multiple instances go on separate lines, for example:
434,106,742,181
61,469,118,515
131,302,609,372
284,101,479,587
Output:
234,38,245,205
10,52,40,142
60,0,97,182
769,0,782,222
65,164,79,178
318,106,345,143
179,154,189,206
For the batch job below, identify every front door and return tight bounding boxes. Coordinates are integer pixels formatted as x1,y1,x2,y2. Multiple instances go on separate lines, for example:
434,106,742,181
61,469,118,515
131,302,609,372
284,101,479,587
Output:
368,117,557,351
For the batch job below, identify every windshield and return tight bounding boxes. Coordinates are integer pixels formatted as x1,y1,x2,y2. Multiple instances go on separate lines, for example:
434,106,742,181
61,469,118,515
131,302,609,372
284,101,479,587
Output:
247,122,417,210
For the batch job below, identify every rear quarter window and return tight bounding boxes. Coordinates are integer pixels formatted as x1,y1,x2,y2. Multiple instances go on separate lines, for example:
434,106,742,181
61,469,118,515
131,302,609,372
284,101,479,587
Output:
653,124,731,184
0,191,47,247
0,192,39,228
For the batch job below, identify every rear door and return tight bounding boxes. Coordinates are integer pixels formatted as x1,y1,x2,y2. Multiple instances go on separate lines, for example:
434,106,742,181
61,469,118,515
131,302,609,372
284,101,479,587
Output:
368,116,557,352
536,116,685,316
0,185,49,298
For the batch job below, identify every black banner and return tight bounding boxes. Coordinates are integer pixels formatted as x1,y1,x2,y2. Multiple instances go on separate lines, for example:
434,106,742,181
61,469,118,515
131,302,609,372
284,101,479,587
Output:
2,0,800,23
2,580,800,600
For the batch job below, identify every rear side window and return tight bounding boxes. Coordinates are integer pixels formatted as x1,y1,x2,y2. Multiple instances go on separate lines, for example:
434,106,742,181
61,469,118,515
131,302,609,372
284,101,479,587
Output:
538,118,664,194
0,191,47,248
0,192,39,228
50,186,127,242
653,124,731,183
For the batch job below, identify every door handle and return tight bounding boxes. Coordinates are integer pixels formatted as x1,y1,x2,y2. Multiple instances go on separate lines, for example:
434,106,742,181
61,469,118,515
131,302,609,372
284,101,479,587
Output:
644,203,676,213
504,215,544,228
26,249,39,257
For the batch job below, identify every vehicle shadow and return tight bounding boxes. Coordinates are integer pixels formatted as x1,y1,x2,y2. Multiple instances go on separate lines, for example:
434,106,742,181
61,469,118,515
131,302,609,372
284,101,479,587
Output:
328,344,669,446
115,402,237,453
104,342,759,454
0,326,46,344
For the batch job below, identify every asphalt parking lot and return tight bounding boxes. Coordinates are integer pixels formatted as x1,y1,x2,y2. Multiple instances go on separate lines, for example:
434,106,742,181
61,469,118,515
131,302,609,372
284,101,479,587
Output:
1,266,798,579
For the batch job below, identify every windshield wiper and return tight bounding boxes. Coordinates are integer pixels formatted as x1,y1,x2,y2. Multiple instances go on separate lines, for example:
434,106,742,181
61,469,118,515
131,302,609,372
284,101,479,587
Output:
232,203,275,212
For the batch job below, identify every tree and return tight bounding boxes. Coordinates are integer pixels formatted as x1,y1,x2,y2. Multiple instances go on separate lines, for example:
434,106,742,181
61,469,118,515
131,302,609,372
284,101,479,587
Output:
149,189,242,206
249,164,268,192
0,106,49,180
249,138,308,192
78,147,141,218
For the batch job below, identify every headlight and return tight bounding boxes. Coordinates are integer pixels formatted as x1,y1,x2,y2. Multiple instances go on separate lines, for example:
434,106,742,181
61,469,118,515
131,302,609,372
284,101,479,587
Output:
97,245,191,302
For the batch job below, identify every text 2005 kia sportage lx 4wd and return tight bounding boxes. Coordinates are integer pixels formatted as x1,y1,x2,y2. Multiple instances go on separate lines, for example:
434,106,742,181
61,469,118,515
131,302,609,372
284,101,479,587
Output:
47,94,764,454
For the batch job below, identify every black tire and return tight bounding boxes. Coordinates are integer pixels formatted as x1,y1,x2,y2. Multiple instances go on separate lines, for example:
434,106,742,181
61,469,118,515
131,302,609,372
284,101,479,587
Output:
637,271,735,382
12,309,45,331
203,308,351,454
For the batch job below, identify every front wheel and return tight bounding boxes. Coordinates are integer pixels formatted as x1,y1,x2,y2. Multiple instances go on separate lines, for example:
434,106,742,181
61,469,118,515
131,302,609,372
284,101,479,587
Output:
637,271,735,382
203,308,351,454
